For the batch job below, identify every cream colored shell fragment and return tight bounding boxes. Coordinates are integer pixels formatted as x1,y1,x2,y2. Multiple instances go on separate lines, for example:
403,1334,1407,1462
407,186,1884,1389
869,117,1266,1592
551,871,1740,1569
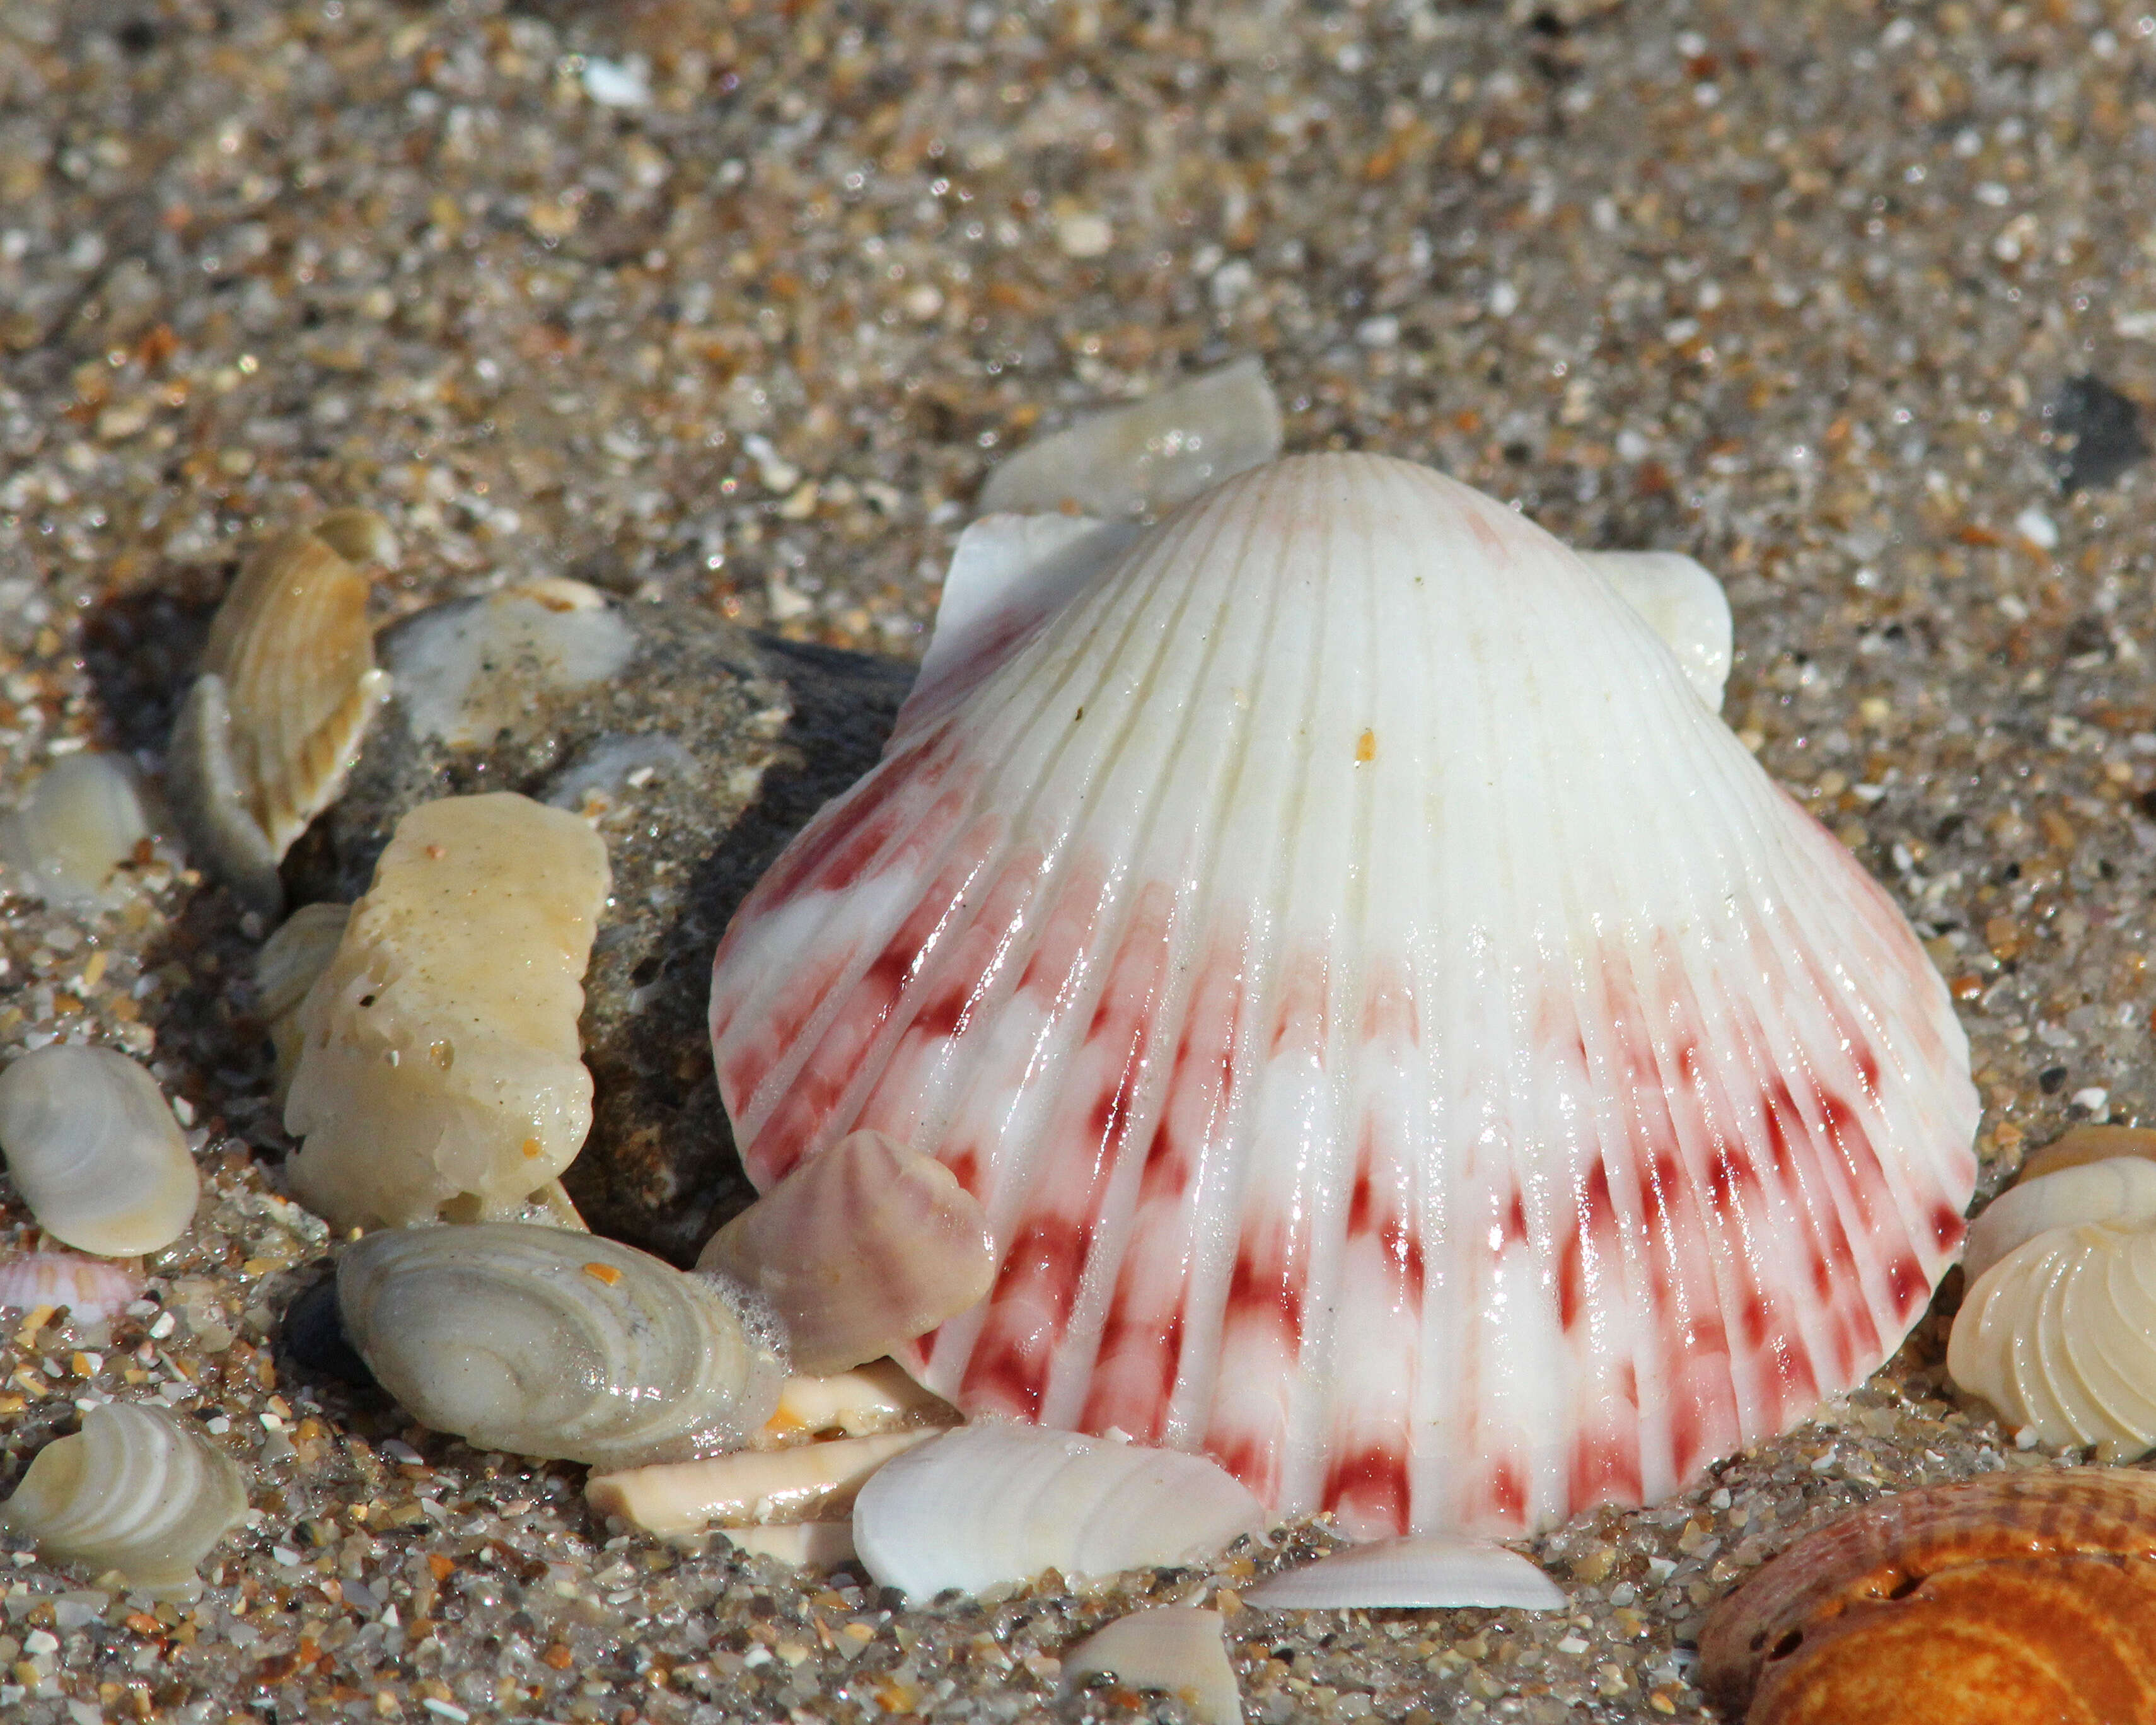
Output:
1947,1220,2156,1453
168,519,391,915
284,793,610,1231
255,901,351,1105
0,1044,199,1257
0,1403,247,1598
587,1429,934,1537
0,753,159,913
1962,1156,2156,1286
1062,1608,1243,1725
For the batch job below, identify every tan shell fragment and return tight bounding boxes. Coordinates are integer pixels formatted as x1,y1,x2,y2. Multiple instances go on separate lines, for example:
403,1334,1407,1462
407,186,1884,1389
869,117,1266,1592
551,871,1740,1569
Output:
586,1429,934,1537
2018,1124,2156,1185
1062,1608,1243,1725
284,793,610,1231
169,520,391,914
1697,1468,2156,1713
1962,1156,2156,1285
759,1359,957,1445
697,1130,995,1375
0,1402,247,1598
722,1523,857,1567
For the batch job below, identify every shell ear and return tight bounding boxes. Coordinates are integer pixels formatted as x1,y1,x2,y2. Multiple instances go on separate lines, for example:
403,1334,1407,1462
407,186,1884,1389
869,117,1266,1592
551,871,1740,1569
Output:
1581,549,1733,709
903,513,1141,736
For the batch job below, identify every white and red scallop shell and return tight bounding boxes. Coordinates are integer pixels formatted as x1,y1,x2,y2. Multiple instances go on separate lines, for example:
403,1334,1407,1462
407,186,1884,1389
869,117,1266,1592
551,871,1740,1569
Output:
708,453,1979,1537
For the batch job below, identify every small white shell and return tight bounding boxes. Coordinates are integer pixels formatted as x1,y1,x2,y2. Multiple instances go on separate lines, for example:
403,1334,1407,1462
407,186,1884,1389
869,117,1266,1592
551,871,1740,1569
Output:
722,1522,857,1567
0,753,157,913
1947,1219,2156,1453
0,1252,144,1320
168,523,391,914
850,1424,1268,1600
761,1359,957,1444
255,901,351,1104
981,357,1283,520
382,581,634,748
1582,550,1733,709
338,1222,782,1469
1962,1156,2156,1286
0,1402,247,1598
698,1130,997,1375
587,1429,934,1538
284,793,610,1231
0,1044,199,1257
1240,1534,1568,1611
1062,1608,1243,1725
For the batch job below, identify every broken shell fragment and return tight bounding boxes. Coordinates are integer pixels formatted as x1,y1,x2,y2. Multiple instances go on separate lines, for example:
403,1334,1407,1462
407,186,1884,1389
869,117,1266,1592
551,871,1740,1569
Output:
0,752,158,913
0,1252,144,1320
981,356,1283,520
587,1429,933,1538
697,1129,996,1375
167,521,390,915
761,1359,957,1444
709,453,1979,1536
1697,1468,2156,1712
1961,1155,2156,1286
255,900,351,1103
1947,1219,2156,1451
1581,549,1732,709
0,1043,199,1257
0,1402,247,1598
850,1424,1268,1600
1241,1534,1567,1611
284,793,610,1231
1061,1608,1243,1725
722,1523,857,1567
2017,1124,2156,1185
338,1223,781,1470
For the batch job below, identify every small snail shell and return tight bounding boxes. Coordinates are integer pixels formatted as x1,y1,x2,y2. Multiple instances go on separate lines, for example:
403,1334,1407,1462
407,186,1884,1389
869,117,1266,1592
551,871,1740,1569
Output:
697,1130,995,1375
0,1402,248,1598
337,1222,782,1468
0,1044,199,1257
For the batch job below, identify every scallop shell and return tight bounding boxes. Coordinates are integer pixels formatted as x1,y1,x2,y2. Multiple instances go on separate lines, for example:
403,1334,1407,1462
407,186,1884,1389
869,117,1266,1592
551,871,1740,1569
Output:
284,793,610,1232
1946,1219,2156,1451
1241,1533,1566,1611
708,453,1980,1536
1961,1155,2156,1285
255,901,351,1103
0,1252,144,1320
1062,1608,1243,1725
0,752,158,913
586,1429,934,1537
0,1402,248,1598
337,1221,782,1468
1696,1467,2156,1712
168,521,391,915
697,1129,997,1374
0,1043,199,1257
850,1423,1268,1600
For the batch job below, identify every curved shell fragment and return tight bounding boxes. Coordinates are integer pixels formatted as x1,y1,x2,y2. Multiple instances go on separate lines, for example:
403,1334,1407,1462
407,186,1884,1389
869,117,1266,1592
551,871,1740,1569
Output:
381,581,634,748
1061,1607,1243,1725
698,1130,996,1375
762,1359,957,1444
0,1402,247,1598
588,1429,933,1538
339,1221,780,1470
1962,1156,2156,1286
255,901,351,1104
1581,549,1732,709
0,753,159,914
722,1522,857,1567
849,1424,1267,1600
284,793,610,1232
0,1252,145,1320
1241,1533,1567,1611
0,1043,199,1257
2017,1124,2156,1185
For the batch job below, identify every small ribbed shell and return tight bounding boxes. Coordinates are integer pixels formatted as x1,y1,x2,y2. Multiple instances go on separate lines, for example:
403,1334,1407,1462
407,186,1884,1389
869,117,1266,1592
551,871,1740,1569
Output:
1947,1219,2156,1451
337,1223,782,1468
168,521,390,914
0,753,158,913
0,1044,199,1257
850,1423,1268,1600
1962,1156,2156,1286
697,1130,996,1374
0,1252,144,1320
255,901,351,1103
1241,1534,1567,1611
0,1403,248,1598
1062,1608,1243,1725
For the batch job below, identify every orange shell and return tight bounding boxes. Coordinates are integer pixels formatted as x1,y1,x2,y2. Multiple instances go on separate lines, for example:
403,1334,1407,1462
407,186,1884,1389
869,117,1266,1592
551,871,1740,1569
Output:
2016,1124,2156,1185
1698,1469,2156,1712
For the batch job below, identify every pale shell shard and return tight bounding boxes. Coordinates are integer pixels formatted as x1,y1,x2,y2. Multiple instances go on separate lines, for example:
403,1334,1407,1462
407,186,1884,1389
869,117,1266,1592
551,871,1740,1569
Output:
1945,1219,2156,1452
849,1424,1268,1600
337,1222,782,1469
1961,1156,2156,1285
0,1252,144,1320
0,752,158,913
1061,1608,1243,1725
0,1044,199,1257
980,356,1283,520
586,1429,933,1537
722,1522,857,1567
1580,550,1733,709
381,582,635,748
697,1129,997,1375
709,452,1979,1537
760,1359,958,1444
0,1402,247,1598
170,523,390,914
2017,1124,2156,1185
283,793,610,1232
1240,1534,1566,1611
255,901,351,1105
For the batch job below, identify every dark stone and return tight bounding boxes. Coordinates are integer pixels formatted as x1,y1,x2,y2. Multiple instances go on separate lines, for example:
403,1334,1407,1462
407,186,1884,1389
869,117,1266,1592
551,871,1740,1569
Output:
279,1274,373,1388
2049,375,2148,493
281,596,913,1263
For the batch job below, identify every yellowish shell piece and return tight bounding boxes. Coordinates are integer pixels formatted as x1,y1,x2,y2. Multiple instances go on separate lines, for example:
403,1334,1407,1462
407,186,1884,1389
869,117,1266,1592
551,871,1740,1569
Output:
0,1403,247,1598
284,793,610,1231
586,1429,934,1538
758,1359,956,1446
1062,1608,1244,1725
721,1523,857,1567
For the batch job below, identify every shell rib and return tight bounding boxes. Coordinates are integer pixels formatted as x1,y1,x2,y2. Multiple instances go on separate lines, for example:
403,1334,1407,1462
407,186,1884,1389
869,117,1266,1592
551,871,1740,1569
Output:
0,1044,199,1257
0,1402,247,1598
708,453,1979,1537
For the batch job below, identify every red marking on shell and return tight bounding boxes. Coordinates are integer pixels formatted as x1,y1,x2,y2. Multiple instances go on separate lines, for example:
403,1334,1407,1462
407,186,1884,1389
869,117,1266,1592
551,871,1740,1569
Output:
961,1211,1097,1417
1322,1444,1413,1535
1930,1202,1966,1251
1568,1431,1644,1509
1224,1228,1307,1349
